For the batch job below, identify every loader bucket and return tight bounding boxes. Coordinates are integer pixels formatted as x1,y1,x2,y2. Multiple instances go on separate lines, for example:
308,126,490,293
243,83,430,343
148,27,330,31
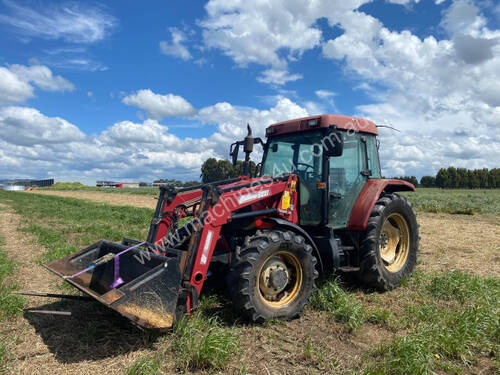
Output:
45,240,182,330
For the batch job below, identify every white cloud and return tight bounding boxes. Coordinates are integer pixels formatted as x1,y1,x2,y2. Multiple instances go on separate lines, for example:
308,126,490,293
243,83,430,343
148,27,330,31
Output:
0,0,117,43
122,89,197,120
0,67,34,104
315,90,336,100
198,97,310,160
0,106,85,146
200,0,369,85
386,0,421,5
317,1,500,177
8,64,74,91
314,90,338,112
257,69,303,86
453,33,498,64
0,98,312,180
159,27,192,61
0,64,73,104
440,0,484,36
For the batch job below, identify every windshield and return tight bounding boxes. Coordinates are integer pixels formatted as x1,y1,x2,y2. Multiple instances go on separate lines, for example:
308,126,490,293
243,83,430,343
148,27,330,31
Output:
261,131,324,179
261,130,324,225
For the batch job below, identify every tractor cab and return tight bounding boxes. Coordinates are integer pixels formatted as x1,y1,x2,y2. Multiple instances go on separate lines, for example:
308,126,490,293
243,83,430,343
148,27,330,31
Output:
261,115,381,230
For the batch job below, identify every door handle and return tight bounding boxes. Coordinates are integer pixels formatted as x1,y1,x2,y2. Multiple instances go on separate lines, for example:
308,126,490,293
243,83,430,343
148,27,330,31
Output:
330,192,342,199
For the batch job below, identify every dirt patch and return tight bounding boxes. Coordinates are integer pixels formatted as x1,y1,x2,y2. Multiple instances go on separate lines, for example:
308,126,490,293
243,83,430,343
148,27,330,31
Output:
0,205,161,375
417,212,500,277
235,309,388,374
26,190,157,209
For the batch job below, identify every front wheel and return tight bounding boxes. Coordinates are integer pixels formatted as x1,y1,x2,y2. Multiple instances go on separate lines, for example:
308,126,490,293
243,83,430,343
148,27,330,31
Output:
228,229,318,323
358,193,419,291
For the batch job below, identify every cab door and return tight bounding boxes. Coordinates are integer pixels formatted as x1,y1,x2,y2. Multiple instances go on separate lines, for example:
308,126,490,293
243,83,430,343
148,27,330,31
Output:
328,132,368,229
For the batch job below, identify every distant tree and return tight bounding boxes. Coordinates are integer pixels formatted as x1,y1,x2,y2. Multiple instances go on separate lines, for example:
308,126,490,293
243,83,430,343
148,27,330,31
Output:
489,168,500,188
393,176,419,187
152,178,200,187
420,176,436,188
436,168,450,188
200,158,235,183
139,182,148,187
234,160,257,177
183,181,200,187
478,168,489,188
447,167,457,188
456,168,468,188
467,170,480,189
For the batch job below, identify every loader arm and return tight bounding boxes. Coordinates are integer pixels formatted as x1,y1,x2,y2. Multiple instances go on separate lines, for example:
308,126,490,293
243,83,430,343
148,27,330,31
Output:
151,174,299,312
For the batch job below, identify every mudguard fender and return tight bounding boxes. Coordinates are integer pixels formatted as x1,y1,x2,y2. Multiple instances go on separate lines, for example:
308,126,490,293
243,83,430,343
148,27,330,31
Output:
263,217,324,274
347,179,415,231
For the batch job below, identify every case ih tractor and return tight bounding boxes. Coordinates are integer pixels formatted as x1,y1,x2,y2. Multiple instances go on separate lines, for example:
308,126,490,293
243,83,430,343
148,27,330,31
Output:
43,114,418,329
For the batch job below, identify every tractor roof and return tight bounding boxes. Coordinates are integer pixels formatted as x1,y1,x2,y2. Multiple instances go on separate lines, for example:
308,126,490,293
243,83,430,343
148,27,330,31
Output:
266,114,378,137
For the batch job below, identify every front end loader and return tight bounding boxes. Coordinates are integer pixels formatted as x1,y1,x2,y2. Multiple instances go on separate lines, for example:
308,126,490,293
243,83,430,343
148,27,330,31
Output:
40,114,418,329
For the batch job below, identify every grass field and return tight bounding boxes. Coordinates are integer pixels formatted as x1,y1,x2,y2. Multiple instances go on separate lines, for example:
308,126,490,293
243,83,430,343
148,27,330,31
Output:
0,189,498,374
403,188,500,215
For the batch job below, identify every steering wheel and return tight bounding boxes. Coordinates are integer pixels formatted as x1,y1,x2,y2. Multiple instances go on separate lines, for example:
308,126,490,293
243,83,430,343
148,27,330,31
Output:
296,162,314,172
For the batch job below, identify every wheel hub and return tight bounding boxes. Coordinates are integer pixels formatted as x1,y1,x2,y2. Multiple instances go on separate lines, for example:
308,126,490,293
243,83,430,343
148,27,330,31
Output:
270,268,288,290
259,257,290,300
379,213,410,272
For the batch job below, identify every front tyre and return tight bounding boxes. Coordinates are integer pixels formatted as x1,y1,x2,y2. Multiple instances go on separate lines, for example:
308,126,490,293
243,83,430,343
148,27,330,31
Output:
228,229,318,323
358,193,419,291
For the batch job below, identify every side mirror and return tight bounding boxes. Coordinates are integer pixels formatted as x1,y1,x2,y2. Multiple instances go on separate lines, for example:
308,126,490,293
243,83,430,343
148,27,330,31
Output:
324,129,344,157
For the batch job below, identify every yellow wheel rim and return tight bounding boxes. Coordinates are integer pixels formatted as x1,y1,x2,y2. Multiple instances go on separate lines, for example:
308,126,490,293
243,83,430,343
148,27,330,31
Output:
379,213,410,273
257,251,303,307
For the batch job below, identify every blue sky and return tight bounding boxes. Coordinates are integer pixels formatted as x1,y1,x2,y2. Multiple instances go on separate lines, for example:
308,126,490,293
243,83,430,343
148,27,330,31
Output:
0,0,499,183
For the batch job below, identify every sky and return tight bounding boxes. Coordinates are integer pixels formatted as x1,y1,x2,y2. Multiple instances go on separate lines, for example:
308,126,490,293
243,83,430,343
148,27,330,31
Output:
0,0,499,183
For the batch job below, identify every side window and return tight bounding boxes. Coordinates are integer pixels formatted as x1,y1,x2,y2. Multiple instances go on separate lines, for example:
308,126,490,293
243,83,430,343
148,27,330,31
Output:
328,132,367,229
330,133,362,194
296,141,323,226
365,135,381,178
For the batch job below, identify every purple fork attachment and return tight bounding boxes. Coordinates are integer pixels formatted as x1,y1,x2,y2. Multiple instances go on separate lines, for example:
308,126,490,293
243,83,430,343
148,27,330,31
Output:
111,242,146,289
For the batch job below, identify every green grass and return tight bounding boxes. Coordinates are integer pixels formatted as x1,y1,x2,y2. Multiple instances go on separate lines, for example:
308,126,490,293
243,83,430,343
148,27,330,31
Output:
125,356,161,375
0,238,24,319
311,278,366,332
365,271,500,375
123,313,239,374
172,314,239,371
404,188,500,215
0,191,154,263
0,236,25,373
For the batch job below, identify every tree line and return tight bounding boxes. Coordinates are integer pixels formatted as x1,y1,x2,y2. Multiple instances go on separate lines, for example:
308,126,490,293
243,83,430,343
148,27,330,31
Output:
396,167,500,189
159,161,500,189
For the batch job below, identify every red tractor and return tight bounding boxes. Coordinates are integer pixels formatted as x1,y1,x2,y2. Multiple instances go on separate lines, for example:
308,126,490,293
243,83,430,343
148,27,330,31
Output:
45,114,418,329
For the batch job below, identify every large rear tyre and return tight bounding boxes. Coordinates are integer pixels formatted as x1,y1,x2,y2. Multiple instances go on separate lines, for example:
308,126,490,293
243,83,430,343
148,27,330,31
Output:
358,193,419,291
228,229,318,323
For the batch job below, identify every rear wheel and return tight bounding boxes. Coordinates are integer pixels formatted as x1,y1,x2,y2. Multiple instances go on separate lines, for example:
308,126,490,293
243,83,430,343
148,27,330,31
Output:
228,229,318,323
358,193,419,291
